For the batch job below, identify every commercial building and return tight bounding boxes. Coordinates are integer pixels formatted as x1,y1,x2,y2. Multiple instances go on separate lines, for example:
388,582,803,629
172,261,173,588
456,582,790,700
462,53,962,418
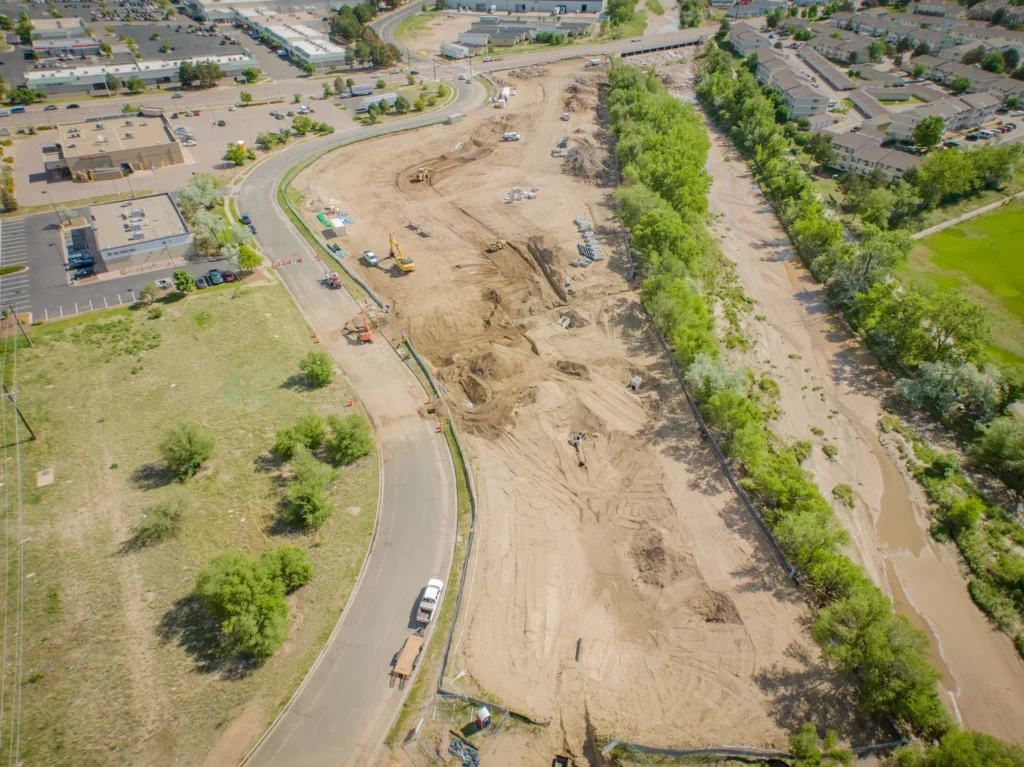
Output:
237,10,348,66
24,53,256,95
87,194,193,268
30,17,90,39
31,37,102,57
42,114,184,182
444,0,603,11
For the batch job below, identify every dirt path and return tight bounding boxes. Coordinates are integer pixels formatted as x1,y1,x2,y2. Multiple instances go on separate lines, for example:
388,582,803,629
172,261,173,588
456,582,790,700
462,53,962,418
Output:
703,126,1024,744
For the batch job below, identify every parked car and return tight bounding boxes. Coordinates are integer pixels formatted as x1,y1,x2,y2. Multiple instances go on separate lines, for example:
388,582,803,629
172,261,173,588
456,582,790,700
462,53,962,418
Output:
286,111,295,117
174,93,185,99
44,104,58,111
195,275,210,289
248,225,257,235
410,69,419,75
216,119,226,126
965,133,980,141
942,140,961,148
229,105,236,111
155,278,173,290
223,271,237,283
631,36,642,42
240,213,251,225
71,267,95,280
208,269,225,285
363,250,378,266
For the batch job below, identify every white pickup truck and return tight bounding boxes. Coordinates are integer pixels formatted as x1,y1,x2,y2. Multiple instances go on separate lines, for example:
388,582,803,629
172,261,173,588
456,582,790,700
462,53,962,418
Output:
415,578,444,626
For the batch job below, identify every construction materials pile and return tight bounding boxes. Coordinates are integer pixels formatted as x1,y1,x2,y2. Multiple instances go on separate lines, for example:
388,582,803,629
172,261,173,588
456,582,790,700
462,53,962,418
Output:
508,65,549,79
569,216,605,268
504,186,538,204
564,76,599,111
563,146,603,180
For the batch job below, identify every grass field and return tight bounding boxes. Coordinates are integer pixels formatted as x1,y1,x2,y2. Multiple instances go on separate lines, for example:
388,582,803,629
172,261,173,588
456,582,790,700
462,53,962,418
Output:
0,282,378,766
646,0,665,13
908,198,1024,365
392,10,439,43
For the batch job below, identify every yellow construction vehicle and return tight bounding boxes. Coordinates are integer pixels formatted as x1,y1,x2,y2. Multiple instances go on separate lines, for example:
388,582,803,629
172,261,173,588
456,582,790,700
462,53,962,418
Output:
389,234,416,273
485,239,507,253
411,167,431,182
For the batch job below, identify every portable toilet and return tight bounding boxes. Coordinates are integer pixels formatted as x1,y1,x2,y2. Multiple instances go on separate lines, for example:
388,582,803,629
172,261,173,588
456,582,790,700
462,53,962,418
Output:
475,706,491,729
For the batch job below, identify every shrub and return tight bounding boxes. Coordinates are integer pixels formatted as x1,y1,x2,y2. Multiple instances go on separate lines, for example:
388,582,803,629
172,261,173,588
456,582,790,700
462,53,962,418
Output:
822,442,838,460
159,422,214,480
260,546,314,593
325,414,373,465
273,411,326,460
792,440,813,464
196,551,289,661
148,307,163,320
133,499,184,545
299,351,334,388
285,446,337,528
832,483,856,508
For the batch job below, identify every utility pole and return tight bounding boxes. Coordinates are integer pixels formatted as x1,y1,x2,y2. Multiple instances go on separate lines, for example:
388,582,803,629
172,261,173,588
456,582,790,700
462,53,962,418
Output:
7,305,31,347
1,384,36,442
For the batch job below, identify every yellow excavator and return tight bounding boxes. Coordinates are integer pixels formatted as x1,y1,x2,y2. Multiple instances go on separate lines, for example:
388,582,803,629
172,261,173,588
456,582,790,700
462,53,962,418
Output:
485,239,507,253
411,167,431,182
389,234,415,273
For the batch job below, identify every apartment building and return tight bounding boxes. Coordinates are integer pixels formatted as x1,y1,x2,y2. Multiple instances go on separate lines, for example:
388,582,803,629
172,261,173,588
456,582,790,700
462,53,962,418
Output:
843,145,921,181
827,129,883,165
799,47,856,90
906,57,1004,92
887,91,1001,141
968,0,1024,24
848,87,889,119
730,21,773,57
989,76,1024,102
810,30,871,63
754,51,829,119
909,0,966,18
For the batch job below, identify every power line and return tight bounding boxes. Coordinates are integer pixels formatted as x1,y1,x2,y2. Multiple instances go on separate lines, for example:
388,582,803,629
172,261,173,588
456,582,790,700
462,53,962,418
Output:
0,329,11,758
7,326,25,767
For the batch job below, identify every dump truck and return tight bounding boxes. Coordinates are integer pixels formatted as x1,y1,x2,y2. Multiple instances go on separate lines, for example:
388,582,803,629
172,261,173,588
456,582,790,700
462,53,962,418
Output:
415,578,444,626
390,632,424,690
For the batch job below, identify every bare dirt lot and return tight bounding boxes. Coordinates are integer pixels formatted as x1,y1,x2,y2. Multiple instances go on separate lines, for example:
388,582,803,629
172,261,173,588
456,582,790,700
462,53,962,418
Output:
648,59,1024,744
295,60,873,760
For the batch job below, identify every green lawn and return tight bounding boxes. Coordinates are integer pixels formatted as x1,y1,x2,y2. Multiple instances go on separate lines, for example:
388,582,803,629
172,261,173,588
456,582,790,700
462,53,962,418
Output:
908,198,1024,364
393,10,440,44
646,0,665,14
5,283,378,766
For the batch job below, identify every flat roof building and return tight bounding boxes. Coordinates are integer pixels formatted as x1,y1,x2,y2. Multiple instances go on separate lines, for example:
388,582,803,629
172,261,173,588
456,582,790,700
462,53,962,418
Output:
25,53,255,94
30,17,90,39
88,194,193,267
43,114,184,182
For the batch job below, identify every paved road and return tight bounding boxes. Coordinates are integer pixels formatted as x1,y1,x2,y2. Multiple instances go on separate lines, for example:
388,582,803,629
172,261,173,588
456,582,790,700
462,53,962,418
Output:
237,80,482,767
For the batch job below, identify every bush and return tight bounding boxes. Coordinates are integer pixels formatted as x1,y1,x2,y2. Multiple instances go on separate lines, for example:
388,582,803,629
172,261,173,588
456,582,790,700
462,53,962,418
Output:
148,307,163,320
944,496,983,534
832,483,856,508
299,351,334,388
260,546,314,593
159,422,214,480
325,413,373,465
285,445,336,528
273,411,327,460
792,440,813,464
196,551,289,661
822,442,838,460
133,499,184,546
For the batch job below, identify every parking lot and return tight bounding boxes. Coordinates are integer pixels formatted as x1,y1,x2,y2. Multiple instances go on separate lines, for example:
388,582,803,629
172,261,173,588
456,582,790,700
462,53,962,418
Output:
0,209,237,321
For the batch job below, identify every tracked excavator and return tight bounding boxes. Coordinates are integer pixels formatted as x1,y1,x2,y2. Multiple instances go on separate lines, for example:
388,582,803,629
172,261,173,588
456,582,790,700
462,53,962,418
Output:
388,234,416,273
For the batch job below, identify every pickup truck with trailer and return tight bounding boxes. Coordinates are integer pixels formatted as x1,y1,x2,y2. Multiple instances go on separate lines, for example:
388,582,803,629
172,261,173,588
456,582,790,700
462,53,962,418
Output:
415,578,444,626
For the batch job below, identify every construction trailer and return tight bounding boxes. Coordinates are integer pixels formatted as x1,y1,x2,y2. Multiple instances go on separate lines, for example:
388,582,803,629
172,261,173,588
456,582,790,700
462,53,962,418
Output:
349,83,374,97
390,633,424,690
500,86,511,101
440,42,469,59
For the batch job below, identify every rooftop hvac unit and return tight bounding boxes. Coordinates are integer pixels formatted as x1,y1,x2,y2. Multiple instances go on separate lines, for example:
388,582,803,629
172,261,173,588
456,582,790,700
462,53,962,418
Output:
125,132,134,138
95,123,104,129
124,119,133,125
133,232,146,240
97,136,108,143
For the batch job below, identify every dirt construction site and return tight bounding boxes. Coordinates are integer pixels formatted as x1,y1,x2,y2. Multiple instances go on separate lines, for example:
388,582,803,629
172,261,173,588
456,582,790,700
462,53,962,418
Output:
293,60,875,760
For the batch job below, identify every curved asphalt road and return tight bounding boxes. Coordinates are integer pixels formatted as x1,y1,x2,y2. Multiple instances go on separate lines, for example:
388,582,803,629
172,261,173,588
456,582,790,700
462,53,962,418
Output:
237,25,713,764
238,85,482,767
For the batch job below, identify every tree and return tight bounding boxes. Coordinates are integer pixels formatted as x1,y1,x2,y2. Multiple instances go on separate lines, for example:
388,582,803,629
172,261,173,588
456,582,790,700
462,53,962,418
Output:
715,18,731,42
924,289,990,362
789,722,853,767
132,499,184,546
971,416,1024,499
224,141,255,166
981,52,1005,73
235,244,262,272
911,62,927,77
394,94,410,114
897,361,1005,422
868,39,886,61
125,76,145,94
302,61,316,75
299,351,334,388
196,551,289,661
259,547,314,593
176,173,222,218
195,61,225,87
913,42,931,57
15,13,33,43
1003,48,1021,73
191,209,226,254
139,282,159,304
178,61,196,87
961,46,985,66
54,204,74,225
159,422,215,480
848,50,859,65
291,115,314,134
805,131,836,166
365,102,380,124
1007,96,1021,109
285,446,337,528
241,67,261,83
375,78,386,90
859,187,897,228
105,72,120,94
0,14,12,32
911,114,945,148
323,81,333,98
172,268,196,293
324,414,373,465
239,90,252,104
346,77,356,91
950,76,971,94
413,97,425,111
892,729,1024,767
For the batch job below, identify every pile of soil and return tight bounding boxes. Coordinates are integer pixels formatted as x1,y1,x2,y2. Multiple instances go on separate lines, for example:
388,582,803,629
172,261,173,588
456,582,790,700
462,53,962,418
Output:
563,146,604,180
508,65,549,79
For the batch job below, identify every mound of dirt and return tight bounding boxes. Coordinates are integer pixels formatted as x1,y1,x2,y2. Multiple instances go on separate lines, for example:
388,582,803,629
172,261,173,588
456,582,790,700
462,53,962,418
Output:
508,65,549,79
630,524,682,588
563,146,604,180
469,345,522,381
556,360,590,379
688,584,743,625
564,94,594,112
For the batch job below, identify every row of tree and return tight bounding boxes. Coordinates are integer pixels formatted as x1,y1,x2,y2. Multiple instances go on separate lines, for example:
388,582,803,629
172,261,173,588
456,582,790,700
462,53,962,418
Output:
613,57,950,737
